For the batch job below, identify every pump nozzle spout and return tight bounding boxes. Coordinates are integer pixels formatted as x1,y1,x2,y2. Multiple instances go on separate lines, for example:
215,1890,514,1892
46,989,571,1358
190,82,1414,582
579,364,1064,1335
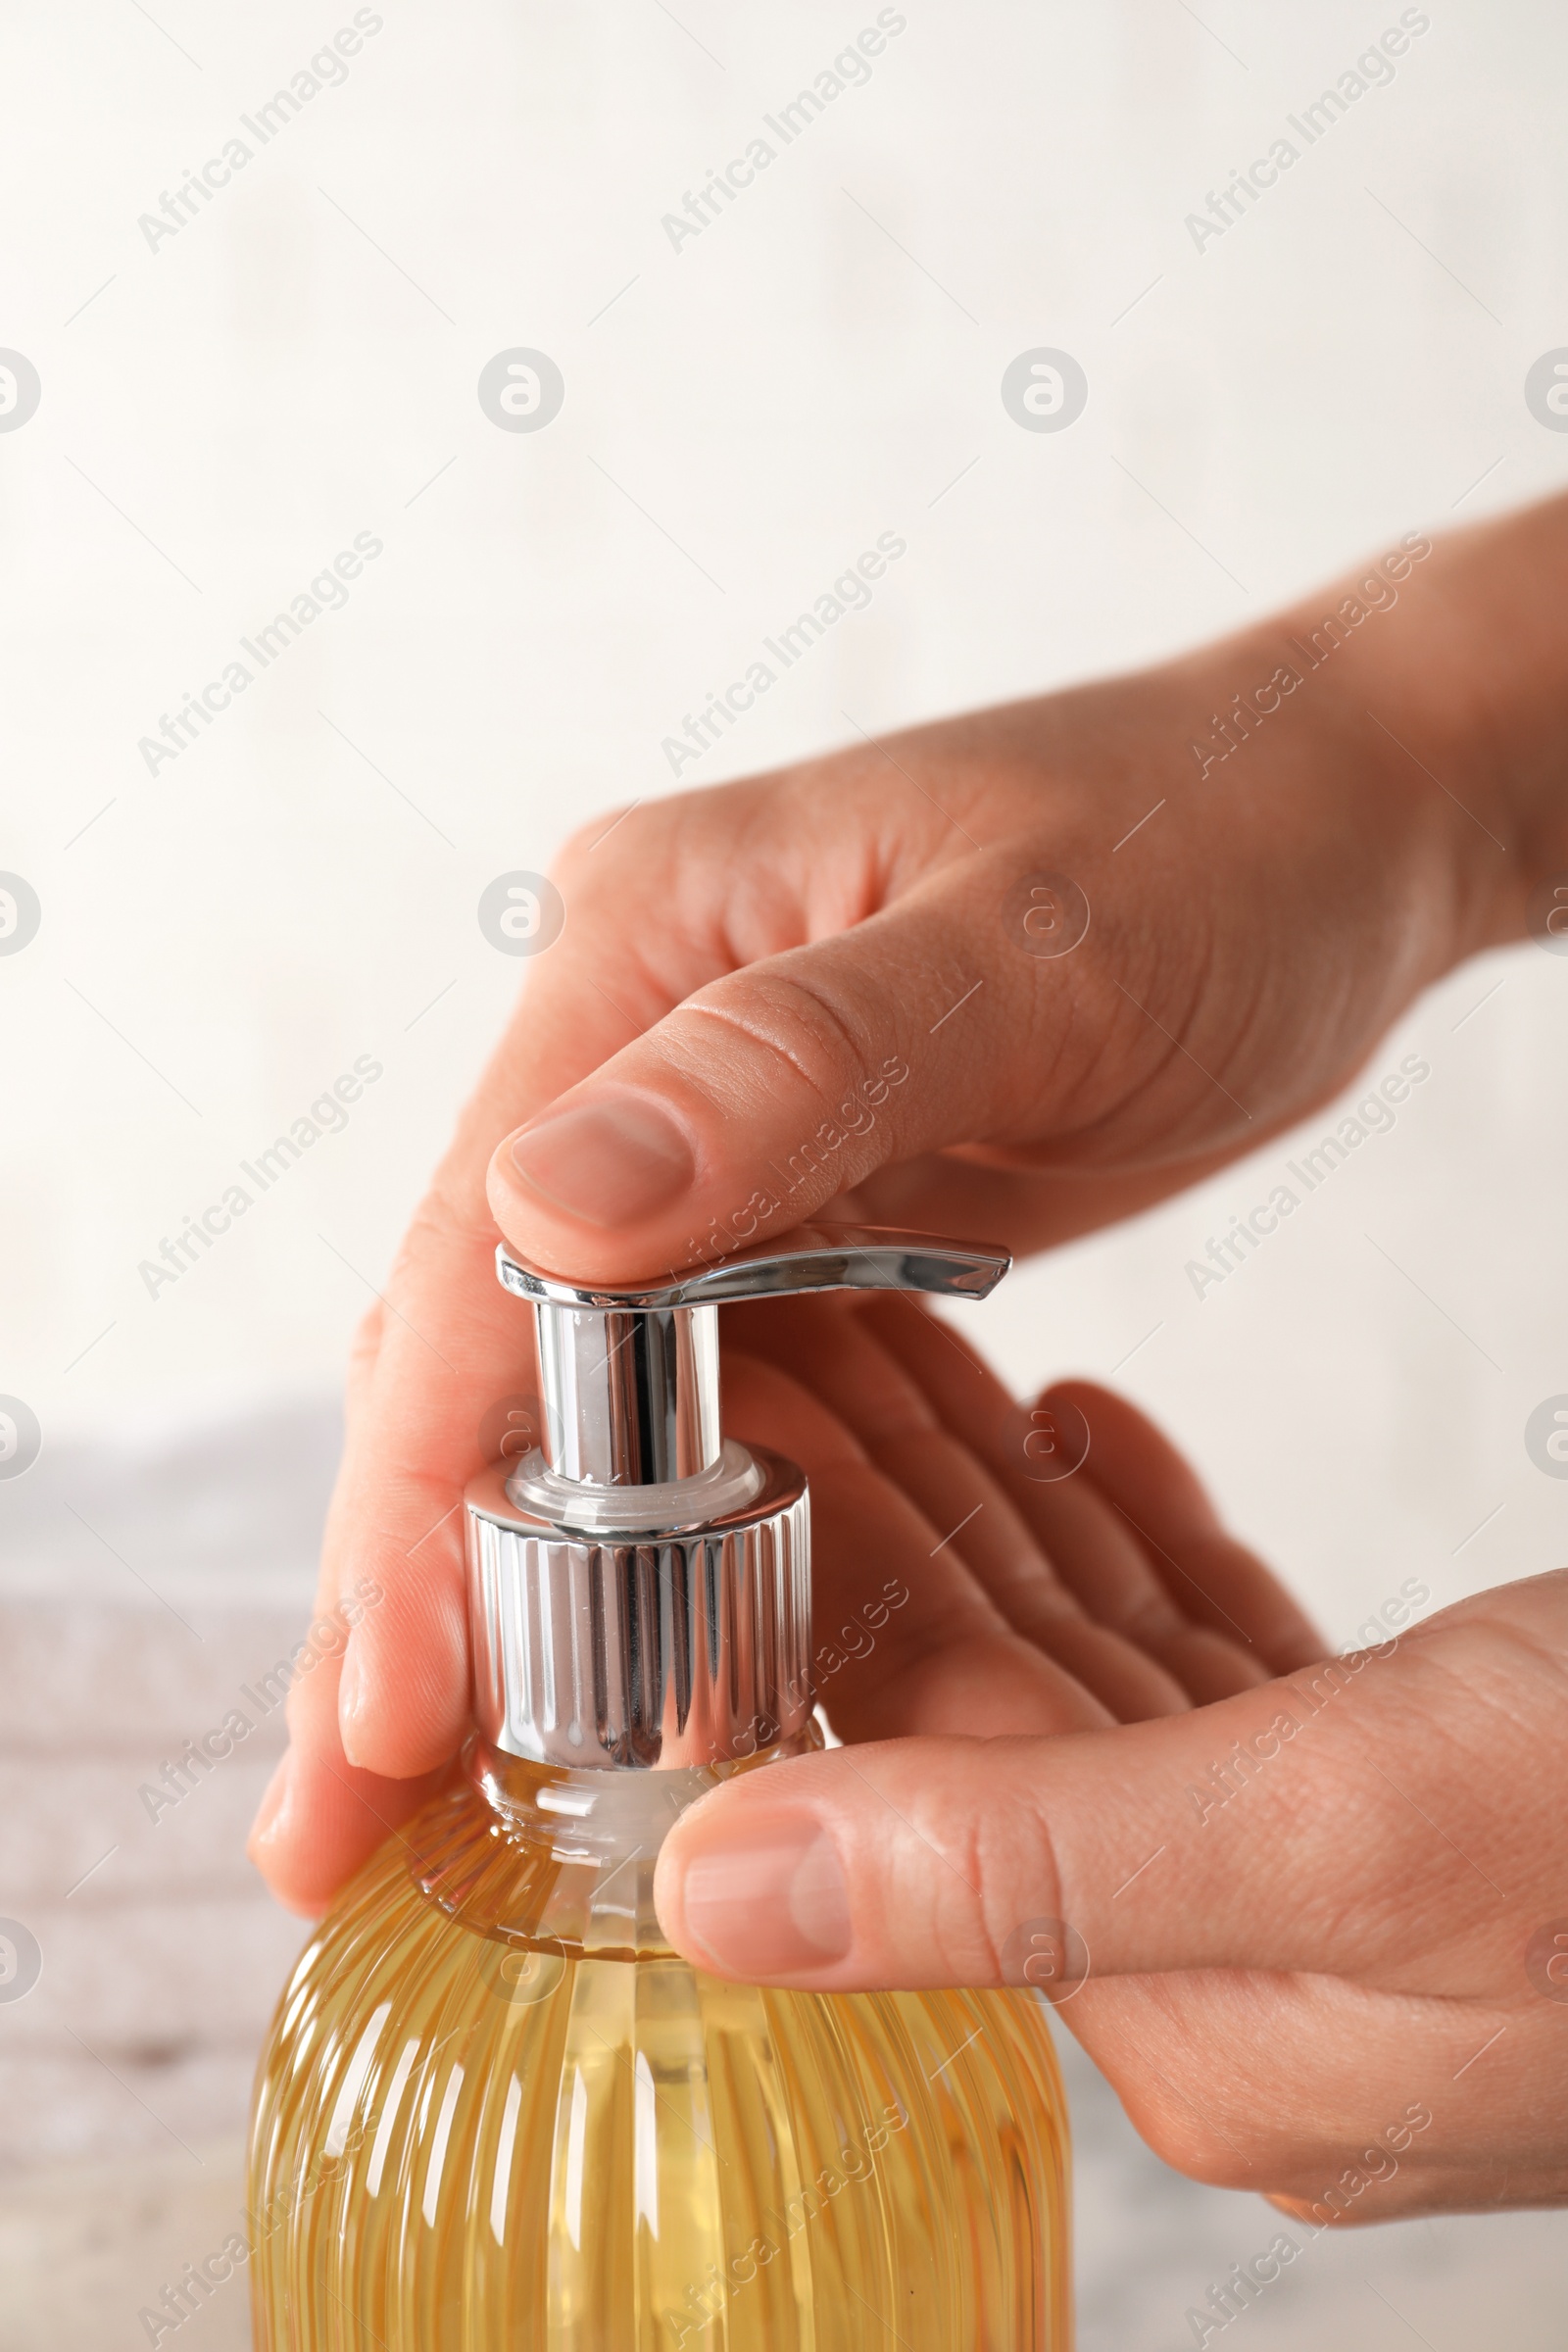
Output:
466,1222,1011,1769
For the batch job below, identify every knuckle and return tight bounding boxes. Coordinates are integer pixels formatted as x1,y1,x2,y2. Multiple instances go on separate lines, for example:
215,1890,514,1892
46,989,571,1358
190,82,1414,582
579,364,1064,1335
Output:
555,812,613,875
972,1782,1066,1972
688,965,886,1118
910,1749,1064,1987
555,801,662,889
385,1185,492,1292
928,1804,1008,1985
348,1299,385,1364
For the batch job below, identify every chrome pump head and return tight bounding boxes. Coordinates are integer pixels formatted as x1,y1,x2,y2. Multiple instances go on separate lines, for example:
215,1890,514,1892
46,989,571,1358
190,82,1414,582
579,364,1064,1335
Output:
464,1222,1010,1771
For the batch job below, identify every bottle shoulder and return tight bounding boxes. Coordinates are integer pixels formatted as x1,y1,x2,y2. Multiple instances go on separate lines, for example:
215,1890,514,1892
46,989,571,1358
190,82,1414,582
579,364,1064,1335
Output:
249,1774,1072,2347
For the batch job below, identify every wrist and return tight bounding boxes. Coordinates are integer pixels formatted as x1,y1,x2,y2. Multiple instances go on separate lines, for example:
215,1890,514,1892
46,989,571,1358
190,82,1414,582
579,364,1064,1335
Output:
1420,493,1568,913
1162,544,1479,986
1187,498,1568,969
1304,496,1568,949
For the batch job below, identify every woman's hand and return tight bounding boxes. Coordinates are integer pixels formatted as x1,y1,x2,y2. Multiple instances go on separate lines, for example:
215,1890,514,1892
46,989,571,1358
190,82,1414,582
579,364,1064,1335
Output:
655,1544,1568,2224
720,1295,1324,1740
247,495,1567,1916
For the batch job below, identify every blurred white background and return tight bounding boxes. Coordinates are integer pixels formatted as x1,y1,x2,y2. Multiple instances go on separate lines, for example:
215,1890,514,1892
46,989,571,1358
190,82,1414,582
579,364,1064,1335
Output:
3,0,1567,2344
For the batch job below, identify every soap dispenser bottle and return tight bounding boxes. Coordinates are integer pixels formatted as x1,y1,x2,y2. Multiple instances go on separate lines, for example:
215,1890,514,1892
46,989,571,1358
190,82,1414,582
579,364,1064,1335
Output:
248,1223,1071,2348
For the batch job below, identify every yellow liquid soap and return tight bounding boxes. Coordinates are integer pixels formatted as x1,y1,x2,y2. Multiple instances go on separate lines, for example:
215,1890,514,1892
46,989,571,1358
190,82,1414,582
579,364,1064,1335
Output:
248,1734,1072,2348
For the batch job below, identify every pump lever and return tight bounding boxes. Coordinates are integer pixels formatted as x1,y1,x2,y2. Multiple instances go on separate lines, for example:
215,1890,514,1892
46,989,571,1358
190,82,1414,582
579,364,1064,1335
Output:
470,1218,1016,1758
495,1221,1011,1312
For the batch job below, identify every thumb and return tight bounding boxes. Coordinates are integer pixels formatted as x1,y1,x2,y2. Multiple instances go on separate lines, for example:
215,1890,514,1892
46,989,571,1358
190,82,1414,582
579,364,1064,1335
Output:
483,859,1129,1283
652,1646,1495,1992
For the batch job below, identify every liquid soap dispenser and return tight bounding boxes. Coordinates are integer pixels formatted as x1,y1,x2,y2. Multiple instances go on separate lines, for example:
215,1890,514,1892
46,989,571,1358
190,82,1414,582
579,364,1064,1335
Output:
248,1223,1071,2348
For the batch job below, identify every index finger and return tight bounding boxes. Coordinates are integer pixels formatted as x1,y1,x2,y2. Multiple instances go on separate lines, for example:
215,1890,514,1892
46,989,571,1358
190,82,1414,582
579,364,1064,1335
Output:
249,879,691,1909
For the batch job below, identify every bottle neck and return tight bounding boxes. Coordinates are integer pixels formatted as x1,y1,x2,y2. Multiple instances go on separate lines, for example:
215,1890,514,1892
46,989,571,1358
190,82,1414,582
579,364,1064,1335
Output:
417,1731,820,1957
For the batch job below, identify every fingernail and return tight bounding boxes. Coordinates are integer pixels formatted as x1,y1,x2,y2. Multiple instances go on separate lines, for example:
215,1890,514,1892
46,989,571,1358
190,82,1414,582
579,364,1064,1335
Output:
676,1817,852,1979
509,1092,695,1228
248,1747,294,1854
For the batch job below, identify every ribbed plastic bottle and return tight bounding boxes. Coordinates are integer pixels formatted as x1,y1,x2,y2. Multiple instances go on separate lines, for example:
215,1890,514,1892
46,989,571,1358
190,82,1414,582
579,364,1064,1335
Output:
248,1222,1072,2348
